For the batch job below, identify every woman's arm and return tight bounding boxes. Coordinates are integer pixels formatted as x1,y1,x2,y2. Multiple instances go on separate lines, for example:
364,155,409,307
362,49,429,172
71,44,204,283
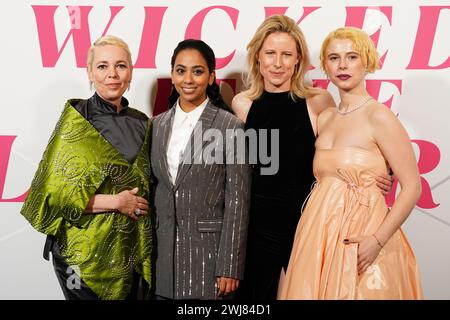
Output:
346,105,421,273
370,105,421,244
375,173,395,196
215,117,251,292
84,187,149,220
306,88,336,136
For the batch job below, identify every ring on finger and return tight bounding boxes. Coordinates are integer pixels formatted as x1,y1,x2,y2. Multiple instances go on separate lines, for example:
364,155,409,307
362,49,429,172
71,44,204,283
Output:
135,208,141,216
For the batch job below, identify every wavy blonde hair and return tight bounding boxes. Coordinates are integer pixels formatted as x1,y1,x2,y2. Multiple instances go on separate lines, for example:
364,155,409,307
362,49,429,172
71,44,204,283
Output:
245,15,317,101
320,27,380,74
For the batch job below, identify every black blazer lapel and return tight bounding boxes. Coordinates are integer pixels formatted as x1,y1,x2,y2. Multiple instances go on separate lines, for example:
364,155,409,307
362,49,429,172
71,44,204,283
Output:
173,102,218,191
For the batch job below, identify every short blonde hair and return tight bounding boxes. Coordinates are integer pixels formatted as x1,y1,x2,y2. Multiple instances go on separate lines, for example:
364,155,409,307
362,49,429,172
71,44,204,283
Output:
320,27,380,74
245,15,316,101
87,35,132,70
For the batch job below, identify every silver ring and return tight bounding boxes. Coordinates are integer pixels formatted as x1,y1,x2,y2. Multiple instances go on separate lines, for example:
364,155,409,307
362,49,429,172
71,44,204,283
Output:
135,208,141,216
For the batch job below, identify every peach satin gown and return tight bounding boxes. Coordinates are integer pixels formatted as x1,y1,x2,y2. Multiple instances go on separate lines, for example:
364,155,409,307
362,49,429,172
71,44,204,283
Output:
278,147,423,299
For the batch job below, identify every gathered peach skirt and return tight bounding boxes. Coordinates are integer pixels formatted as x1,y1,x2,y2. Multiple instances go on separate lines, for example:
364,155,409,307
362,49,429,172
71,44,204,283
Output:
278,148,423,300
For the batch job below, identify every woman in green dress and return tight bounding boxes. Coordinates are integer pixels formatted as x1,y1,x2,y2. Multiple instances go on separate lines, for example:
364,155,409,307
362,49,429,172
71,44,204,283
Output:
21,35,152,300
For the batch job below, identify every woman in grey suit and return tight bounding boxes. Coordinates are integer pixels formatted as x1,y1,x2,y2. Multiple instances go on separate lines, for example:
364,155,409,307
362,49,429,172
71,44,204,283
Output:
151,39,251,299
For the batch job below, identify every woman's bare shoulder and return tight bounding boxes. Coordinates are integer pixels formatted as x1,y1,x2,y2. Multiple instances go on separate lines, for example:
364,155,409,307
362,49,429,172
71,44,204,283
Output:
368,101,397,124
318,106,335,119
306,88,336,116
231,90,253,123
316,105,335,134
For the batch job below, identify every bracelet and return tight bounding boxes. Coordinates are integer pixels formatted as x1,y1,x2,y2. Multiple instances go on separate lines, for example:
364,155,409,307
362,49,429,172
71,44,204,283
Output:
372,234,384,248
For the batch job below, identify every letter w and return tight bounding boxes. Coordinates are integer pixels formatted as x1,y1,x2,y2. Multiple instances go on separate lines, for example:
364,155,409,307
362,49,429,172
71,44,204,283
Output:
32,5,124,68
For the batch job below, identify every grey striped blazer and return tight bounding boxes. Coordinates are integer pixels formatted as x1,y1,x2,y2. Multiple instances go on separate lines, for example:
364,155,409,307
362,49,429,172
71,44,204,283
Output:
150,101,251,299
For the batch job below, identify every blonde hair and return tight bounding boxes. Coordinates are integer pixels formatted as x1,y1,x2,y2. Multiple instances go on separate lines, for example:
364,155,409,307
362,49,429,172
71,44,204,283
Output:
320,27,380,74
87,35,132,70
245,15,317,101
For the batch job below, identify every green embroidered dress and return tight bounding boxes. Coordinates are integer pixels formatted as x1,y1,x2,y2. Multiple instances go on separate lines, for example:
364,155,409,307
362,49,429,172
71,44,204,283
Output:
21,100,152,299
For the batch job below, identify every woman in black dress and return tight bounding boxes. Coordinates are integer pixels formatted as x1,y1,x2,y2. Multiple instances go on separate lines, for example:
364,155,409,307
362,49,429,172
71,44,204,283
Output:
232,15,393,300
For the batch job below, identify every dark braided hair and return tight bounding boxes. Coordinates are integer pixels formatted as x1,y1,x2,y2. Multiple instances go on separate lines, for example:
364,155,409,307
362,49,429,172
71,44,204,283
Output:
168,39,231,112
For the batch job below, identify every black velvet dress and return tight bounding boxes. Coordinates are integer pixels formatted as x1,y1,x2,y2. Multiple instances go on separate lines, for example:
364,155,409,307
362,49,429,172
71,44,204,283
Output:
236,91,316,300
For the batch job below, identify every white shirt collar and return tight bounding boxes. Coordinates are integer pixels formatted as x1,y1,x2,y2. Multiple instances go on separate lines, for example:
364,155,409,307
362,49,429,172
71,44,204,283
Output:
174,98,209,125
167,98,209,185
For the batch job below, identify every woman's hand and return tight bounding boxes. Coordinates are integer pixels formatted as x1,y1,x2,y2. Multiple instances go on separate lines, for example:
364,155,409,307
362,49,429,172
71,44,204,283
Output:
115,187,149,220
216,277,240,297
376,173,394,196
344,235,383,275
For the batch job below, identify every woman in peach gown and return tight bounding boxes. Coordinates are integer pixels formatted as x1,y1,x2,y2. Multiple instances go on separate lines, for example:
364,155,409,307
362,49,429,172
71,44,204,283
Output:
278,27,423,300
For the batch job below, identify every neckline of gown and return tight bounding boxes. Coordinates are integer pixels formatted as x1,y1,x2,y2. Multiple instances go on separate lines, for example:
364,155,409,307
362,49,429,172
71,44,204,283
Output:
261,90,291,102
316,146,383,158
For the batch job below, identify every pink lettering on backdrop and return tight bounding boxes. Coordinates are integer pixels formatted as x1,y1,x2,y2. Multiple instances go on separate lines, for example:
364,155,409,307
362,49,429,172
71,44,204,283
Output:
264,6,321,71
153,78,237,116
407,6,450,69
264,6,321,23
345,6,393,67
312,79,331,90
33,5,123,68
185,6,239,70
0,136,28,203
386,140,440,209
313,78,439,210
23,4,444,209
134,7,168,68
365,79,402,110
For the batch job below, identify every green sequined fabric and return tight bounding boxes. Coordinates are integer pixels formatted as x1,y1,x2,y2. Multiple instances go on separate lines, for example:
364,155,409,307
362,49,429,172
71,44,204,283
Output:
21,100,152,299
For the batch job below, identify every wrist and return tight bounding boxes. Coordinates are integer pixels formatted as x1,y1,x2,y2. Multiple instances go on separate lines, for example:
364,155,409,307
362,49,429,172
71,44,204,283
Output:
372,234,384,248
111,194,121,211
